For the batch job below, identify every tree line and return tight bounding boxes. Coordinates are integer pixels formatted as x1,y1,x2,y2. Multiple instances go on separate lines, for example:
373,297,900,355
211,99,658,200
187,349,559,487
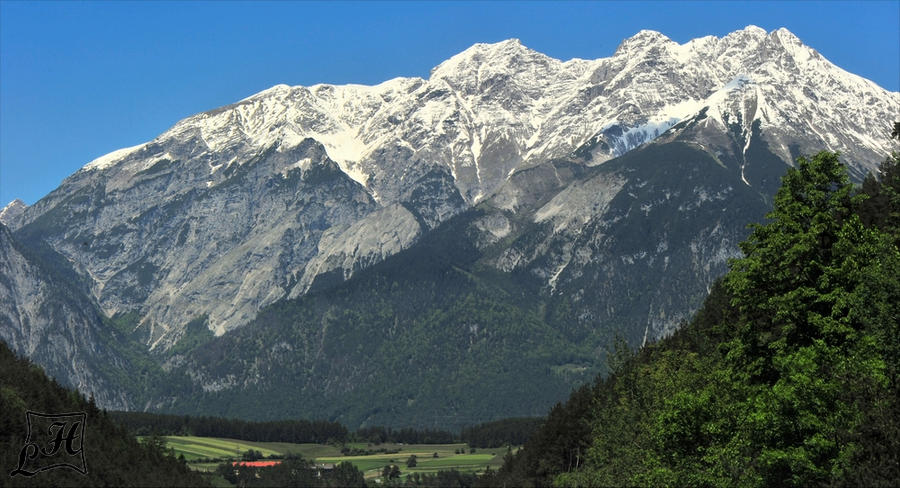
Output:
109,410,542,448
110,410,349,444
460,417,545,448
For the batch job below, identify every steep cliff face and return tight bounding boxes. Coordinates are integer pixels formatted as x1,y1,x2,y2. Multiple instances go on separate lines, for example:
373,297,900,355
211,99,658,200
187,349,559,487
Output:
473,139,771,345
0,224,148,409
13,140,380,347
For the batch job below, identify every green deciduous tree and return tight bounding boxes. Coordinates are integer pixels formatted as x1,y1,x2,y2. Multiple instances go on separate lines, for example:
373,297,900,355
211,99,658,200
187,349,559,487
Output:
382,463,400,480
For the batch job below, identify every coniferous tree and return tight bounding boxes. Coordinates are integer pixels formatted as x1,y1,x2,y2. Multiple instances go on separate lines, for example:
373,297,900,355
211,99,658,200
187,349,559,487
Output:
713,151,894,485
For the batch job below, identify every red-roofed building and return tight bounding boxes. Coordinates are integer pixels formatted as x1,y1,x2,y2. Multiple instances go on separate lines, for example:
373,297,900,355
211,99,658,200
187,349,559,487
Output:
231,460,282,468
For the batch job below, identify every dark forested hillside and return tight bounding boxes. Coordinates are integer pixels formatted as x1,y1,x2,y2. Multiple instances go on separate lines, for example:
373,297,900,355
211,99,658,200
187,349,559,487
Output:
495,151,900,487
0,340,208,487
109,411,349,444
157,209,603,430
460,417,544,448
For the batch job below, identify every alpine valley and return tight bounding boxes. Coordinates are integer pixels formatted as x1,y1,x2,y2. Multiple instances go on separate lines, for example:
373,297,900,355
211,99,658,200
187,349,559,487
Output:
1,26,897,430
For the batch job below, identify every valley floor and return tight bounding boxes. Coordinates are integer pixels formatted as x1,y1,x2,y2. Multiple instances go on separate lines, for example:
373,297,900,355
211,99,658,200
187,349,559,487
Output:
155,435,510,484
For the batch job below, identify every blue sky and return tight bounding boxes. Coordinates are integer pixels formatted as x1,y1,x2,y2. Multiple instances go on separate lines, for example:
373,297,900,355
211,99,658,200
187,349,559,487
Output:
1,1,898,206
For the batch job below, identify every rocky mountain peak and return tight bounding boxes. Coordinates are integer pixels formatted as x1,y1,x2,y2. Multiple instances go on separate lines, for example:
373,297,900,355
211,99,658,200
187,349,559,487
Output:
764,26,820,65
613,29,676,55
240,83,292,102
0,199,27,227
719,25,768,47
736,24,768,38
770,26,802,45
429,38,557,85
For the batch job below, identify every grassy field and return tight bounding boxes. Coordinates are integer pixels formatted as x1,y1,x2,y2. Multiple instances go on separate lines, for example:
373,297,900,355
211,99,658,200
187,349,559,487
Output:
144,436,345,461
155,436,511,480
316,445,505,479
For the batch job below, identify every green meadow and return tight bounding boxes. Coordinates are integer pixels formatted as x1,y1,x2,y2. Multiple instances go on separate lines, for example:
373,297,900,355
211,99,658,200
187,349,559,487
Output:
156,436,511,480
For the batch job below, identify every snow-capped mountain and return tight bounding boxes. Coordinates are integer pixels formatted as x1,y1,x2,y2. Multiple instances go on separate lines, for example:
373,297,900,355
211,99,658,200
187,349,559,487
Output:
3,26,897,363
63,27,895,200
0,199,27,226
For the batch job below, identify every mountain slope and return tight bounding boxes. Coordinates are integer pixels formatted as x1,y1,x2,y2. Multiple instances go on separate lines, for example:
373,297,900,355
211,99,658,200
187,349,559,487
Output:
0,223,174,410
147,136,771,428
12,139,380,348
1,27,898,420
476,139,772,343
156,210,597,429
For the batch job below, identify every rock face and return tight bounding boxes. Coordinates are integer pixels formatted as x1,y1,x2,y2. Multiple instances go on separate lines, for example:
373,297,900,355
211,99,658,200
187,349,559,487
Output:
1,27,898,419
0,224,136,408
0,199,27,226
12,139,379,347
473,140,773,345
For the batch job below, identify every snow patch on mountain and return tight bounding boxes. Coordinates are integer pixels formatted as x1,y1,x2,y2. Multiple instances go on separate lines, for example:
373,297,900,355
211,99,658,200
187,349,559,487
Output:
82,143,148,171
